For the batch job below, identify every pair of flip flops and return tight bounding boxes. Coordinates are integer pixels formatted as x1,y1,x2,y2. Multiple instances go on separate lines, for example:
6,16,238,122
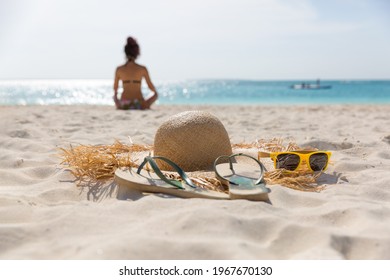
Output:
114,153,270,201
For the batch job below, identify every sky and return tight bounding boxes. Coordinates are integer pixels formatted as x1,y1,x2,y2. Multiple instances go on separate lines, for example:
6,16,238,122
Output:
0,0,389,80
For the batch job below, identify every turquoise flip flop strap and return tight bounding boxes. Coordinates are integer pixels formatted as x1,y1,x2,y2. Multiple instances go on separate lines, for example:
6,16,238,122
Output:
214,153,266,186
137,156,197,190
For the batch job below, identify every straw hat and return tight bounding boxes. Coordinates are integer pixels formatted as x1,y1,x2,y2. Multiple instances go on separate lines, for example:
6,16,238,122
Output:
153,111,232,171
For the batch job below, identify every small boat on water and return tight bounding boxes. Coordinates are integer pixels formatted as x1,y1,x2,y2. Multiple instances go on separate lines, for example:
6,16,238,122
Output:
290,80,332,90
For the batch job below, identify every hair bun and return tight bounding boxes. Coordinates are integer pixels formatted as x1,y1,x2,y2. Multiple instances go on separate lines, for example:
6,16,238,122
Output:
127,37,137,45
124,36,140,59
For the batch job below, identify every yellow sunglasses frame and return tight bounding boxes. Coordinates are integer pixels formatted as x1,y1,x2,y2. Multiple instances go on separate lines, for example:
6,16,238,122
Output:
259,151,332,172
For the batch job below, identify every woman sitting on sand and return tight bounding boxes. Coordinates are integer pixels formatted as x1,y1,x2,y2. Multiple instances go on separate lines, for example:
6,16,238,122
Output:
113,37,158,110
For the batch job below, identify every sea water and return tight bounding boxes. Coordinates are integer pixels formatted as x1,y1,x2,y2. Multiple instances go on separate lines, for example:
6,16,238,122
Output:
0,79,389,106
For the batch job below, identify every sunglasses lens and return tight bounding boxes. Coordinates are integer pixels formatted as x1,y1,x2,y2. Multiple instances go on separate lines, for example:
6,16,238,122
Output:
276,154,300,171
309,153,329,171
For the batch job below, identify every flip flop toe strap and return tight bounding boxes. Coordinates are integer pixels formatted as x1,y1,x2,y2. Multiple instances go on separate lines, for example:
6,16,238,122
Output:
214,153,266,186
137,156,197,189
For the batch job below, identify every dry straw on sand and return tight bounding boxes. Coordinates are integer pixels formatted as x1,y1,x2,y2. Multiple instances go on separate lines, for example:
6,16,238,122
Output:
59,140,151,183
59,138,325,193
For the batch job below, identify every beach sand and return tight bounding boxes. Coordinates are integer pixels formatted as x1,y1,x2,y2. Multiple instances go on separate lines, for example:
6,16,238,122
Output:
0,104,390,260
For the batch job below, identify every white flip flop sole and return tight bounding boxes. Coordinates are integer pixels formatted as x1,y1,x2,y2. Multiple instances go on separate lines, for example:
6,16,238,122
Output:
115,167,229,200
215,162,271,201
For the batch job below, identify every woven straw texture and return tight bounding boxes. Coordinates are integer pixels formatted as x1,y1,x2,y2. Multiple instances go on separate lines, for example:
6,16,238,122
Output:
153,111,232,171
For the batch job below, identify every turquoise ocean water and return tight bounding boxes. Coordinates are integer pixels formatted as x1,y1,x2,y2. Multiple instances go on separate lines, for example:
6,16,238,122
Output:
0,79,389,105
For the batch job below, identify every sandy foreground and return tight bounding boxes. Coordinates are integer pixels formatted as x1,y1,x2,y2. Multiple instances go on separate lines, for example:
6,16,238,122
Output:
0,104,389,260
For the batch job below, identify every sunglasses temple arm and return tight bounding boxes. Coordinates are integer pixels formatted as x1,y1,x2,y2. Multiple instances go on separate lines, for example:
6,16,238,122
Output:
258,152,271,158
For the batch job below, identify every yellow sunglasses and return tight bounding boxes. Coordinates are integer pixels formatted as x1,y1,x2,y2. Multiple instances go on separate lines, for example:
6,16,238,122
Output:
259,150,332,172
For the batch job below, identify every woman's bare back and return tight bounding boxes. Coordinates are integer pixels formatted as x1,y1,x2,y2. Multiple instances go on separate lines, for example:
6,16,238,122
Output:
115,62,145,100
113,61,158,109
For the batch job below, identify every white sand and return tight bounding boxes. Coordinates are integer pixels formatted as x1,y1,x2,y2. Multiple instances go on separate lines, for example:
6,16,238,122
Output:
0,104,390,260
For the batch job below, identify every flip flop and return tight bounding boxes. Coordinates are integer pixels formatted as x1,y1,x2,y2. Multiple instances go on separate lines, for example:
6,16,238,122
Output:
115,156,229,199
214,153,271,201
